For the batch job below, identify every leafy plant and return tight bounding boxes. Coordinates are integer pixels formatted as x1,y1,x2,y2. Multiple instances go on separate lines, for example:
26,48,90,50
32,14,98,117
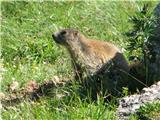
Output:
126,3,157,81
126,3,156,61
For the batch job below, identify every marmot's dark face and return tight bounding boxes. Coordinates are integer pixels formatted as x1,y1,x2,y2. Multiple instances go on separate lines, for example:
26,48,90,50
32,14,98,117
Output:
52,29,80,46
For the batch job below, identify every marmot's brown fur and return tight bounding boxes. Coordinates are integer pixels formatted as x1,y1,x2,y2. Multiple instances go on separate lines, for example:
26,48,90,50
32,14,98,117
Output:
52,29,129,96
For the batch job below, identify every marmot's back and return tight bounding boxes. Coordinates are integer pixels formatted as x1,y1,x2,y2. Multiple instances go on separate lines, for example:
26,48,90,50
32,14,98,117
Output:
86,39,129,73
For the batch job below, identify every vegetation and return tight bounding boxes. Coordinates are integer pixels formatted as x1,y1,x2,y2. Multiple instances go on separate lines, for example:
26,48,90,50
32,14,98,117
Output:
126,3,156,61
137,102,160,120
1,1,159,120
126,3,158,82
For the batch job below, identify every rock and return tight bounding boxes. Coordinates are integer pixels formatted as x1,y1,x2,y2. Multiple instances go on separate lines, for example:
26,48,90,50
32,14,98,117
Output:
8,81,19,91
0,92,5,100
25,80,39,93
117,81,160,120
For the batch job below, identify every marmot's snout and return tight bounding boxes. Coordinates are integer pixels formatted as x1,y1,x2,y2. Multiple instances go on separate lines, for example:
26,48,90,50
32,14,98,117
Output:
52,33,56,40
52,32,58,41
52,31,61,44
52,30,67,44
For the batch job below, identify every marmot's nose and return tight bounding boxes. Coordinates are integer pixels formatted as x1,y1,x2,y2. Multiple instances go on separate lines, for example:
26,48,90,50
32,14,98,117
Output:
52,32,58,40
52,34,55,39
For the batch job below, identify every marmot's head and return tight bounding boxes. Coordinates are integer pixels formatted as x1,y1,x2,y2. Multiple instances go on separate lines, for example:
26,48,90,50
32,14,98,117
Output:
52,29,81,47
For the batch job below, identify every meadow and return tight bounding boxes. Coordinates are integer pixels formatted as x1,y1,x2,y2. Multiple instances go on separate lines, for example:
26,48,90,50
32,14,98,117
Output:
1,1,160,120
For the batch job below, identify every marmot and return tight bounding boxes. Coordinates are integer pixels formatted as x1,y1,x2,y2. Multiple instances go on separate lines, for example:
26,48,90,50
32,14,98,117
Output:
52,29,129,96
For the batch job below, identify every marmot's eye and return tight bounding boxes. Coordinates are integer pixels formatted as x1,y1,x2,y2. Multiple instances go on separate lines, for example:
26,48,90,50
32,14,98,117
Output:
61,30,67,35
74,31,78,36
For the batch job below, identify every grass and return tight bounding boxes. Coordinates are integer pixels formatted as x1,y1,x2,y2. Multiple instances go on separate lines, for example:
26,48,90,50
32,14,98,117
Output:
2,100,116,120
138,102,160,120
1,1,160,120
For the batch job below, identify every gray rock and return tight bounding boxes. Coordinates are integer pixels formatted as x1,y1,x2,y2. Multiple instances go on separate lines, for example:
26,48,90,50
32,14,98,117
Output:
117,81,160,120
